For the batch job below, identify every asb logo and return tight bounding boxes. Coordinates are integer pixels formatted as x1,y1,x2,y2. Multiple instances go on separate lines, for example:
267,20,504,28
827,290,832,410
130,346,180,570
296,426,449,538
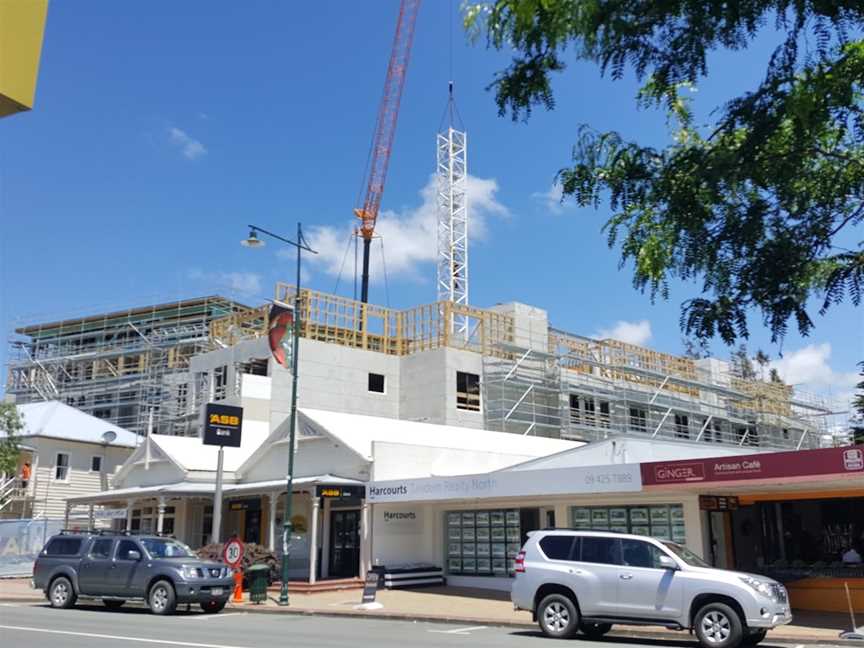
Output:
654,462,705,482
843,448,864,471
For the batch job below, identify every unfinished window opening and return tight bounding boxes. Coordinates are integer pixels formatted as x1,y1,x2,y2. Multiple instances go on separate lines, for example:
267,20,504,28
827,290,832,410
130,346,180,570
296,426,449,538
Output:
674,414,689,439
629,407,647,433
598,401,611,428
176,383,188,414
238,357,269,376
583,397,596,426
569,395,581,424
368,372,386,394
456,371,480,411
214,365,228,401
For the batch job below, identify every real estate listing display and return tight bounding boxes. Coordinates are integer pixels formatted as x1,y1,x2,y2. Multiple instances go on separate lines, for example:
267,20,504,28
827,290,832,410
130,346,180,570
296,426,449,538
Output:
571,504,686,543
447,509,522,576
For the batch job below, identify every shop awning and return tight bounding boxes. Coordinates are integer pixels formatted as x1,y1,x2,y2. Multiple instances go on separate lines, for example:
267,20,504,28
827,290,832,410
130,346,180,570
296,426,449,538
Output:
66,474,365,505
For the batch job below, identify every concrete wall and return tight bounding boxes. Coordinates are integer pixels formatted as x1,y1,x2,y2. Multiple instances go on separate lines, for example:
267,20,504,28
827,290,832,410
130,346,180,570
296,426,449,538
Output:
488,302,549,352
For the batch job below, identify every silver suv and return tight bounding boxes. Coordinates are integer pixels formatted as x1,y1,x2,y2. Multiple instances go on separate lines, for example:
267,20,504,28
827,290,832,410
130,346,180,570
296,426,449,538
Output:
512,530,791,648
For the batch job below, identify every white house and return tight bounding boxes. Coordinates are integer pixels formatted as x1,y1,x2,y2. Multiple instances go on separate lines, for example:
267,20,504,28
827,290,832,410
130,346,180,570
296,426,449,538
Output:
0,401,138,520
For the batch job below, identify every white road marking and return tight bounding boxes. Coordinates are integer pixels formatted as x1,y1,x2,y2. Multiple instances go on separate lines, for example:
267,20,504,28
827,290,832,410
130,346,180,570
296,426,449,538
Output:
428,625,488,635
0,625,253,648
182,612,249,620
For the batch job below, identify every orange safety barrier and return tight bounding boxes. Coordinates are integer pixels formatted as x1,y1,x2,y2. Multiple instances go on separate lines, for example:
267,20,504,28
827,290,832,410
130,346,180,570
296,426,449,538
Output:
232,570,243,603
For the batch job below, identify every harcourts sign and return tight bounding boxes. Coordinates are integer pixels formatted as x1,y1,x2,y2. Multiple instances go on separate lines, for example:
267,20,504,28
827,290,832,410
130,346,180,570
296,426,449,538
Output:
367,464,642,504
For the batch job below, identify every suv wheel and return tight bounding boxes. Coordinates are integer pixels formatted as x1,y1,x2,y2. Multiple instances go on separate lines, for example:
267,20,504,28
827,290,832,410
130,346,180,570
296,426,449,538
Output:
538,593,580,639
148,580,177,615
48,576,77,609
695,602,744,648
581,622,612,639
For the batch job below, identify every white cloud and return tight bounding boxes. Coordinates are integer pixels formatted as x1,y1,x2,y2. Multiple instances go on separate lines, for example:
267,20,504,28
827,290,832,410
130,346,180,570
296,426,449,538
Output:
531,182,569,215
593,320,653,346
188,270,263,296
301,173,508,284
168,127,207,160
768,343,858,405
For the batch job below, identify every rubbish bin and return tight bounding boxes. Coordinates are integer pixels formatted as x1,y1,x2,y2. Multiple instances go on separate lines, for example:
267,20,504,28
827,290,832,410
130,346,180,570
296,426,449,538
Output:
247,564,270,604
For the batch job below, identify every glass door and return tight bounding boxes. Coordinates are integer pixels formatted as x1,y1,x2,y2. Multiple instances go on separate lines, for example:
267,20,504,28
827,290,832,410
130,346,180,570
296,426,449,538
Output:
329,509,360,579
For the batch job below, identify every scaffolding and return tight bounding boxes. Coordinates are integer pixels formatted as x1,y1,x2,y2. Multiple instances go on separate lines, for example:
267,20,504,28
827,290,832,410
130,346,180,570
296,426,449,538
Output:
483,329,840,451
6,296,247,437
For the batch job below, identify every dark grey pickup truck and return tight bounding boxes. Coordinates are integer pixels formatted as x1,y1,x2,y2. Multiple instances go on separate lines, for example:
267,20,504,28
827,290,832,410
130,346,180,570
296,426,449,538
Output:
33,531,234,615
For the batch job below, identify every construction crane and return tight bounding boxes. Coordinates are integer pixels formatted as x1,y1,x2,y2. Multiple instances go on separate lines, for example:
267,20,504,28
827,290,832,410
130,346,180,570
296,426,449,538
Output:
354,0,421,304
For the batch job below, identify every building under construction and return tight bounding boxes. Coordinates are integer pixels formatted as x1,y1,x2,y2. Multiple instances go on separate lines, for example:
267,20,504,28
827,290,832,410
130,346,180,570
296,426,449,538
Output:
6,297,248,437
200,284,841,452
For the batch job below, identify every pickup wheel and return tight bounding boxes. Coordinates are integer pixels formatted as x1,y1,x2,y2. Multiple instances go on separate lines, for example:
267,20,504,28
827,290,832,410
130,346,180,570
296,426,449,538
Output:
538,593,580,639
581,622,612,639
48,576,77,609
148,580,177,615
200,600,227,614
743,629,767,645
103,599,125,610
694,602,744,648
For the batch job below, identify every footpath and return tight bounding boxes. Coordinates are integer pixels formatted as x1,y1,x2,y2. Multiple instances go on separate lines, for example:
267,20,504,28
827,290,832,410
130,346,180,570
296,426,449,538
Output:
1,578,857,645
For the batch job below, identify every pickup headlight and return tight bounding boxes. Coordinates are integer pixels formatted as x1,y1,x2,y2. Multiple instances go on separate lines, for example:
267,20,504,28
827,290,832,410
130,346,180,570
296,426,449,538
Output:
739,576,776,600
181,566,202,579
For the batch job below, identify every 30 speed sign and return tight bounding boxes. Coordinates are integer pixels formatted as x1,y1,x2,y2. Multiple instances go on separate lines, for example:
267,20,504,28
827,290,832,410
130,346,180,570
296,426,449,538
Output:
222,538,244,568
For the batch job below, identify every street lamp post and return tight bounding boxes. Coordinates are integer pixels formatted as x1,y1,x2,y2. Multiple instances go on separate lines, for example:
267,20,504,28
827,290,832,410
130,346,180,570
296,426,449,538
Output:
241,223,316,606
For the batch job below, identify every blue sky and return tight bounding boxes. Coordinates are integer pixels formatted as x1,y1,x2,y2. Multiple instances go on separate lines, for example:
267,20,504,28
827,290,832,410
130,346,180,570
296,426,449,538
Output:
1,1,861,407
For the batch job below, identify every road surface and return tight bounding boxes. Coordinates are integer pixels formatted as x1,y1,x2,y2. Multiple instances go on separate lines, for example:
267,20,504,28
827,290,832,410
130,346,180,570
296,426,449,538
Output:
0,601,835,648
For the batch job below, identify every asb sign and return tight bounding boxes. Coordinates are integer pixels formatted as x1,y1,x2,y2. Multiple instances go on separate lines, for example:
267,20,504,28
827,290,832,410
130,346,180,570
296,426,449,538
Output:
203,403,243,448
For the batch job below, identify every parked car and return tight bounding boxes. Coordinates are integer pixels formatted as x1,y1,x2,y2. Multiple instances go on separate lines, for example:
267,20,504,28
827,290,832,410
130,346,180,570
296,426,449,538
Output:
33,530,233,615
512,530,792,648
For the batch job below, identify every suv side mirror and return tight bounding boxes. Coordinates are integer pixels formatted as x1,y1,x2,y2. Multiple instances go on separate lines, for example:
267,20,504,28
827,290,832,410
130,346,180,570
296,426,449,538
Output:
127,550,141,561
658,555,678,570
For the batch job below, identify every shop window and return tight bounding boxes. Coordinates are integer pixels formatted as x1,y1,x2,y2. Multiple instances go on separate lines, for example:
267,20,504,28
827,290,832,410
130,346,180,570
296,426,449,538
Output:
571,504,686,543
629,407,647,433
580,537,620,565
368,372,386,394
54,453,70,481
447,509,521,576
90,456,102,472
456,371,480,411
539,535,576,561
674,414,689,439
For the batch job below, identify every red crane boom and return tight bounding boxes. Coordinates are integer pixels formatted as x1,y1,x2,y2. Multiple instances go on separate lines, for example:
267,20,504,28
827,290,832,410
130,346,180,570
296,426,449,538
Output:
354,0,421,304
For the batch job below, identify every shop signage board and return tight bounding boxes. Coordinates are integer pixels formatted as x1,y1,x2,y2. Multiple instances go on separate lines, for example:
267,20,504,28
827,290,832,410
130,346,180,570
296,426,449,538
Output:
367,463,642,504
316,485,365,499
643,446,864,487
203,403,243,448
699,495,739,511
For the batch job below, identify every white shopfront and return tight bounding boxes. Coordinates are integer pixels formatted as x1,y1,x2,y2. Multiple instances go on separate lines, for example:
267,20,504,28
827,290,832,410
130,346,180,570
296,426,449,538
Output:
367,438,762,590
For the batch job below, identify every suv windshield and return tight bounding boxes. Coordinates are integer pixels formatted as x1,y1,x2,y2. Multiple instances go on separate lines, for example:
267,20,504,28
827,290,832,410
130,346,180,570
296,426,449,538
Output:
140,538,195,558
663,541,710,567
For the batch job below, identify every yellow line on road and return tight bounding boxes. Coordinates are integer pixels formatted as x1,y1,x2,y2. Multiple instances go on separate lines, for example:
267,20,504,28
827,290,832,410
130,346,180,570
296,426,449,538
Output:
0,625,252,648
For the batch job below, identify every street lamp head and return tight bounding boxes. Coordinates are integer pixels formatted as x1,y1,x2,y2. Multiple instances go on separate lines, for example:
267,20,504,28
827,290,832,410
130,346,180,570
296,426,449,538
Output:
241,229,265,249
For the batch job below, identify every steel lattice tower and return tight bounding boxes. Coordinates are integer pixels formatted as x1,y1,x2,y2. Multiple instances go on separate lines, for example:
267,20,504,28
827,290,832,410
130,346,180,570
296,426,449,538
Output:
436,92,468,337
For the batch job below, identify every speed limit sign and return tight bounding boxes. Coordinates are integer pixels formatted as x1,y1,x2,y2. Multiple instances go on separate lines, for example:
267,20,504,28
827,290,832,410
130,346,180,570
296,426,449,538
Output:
222,538,244,568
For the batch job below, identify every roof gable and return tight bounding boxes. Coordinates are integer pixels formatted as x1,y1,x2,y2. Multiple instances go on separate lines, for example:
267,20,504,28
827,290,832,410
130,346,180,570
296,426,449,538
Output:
11,401,138,447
